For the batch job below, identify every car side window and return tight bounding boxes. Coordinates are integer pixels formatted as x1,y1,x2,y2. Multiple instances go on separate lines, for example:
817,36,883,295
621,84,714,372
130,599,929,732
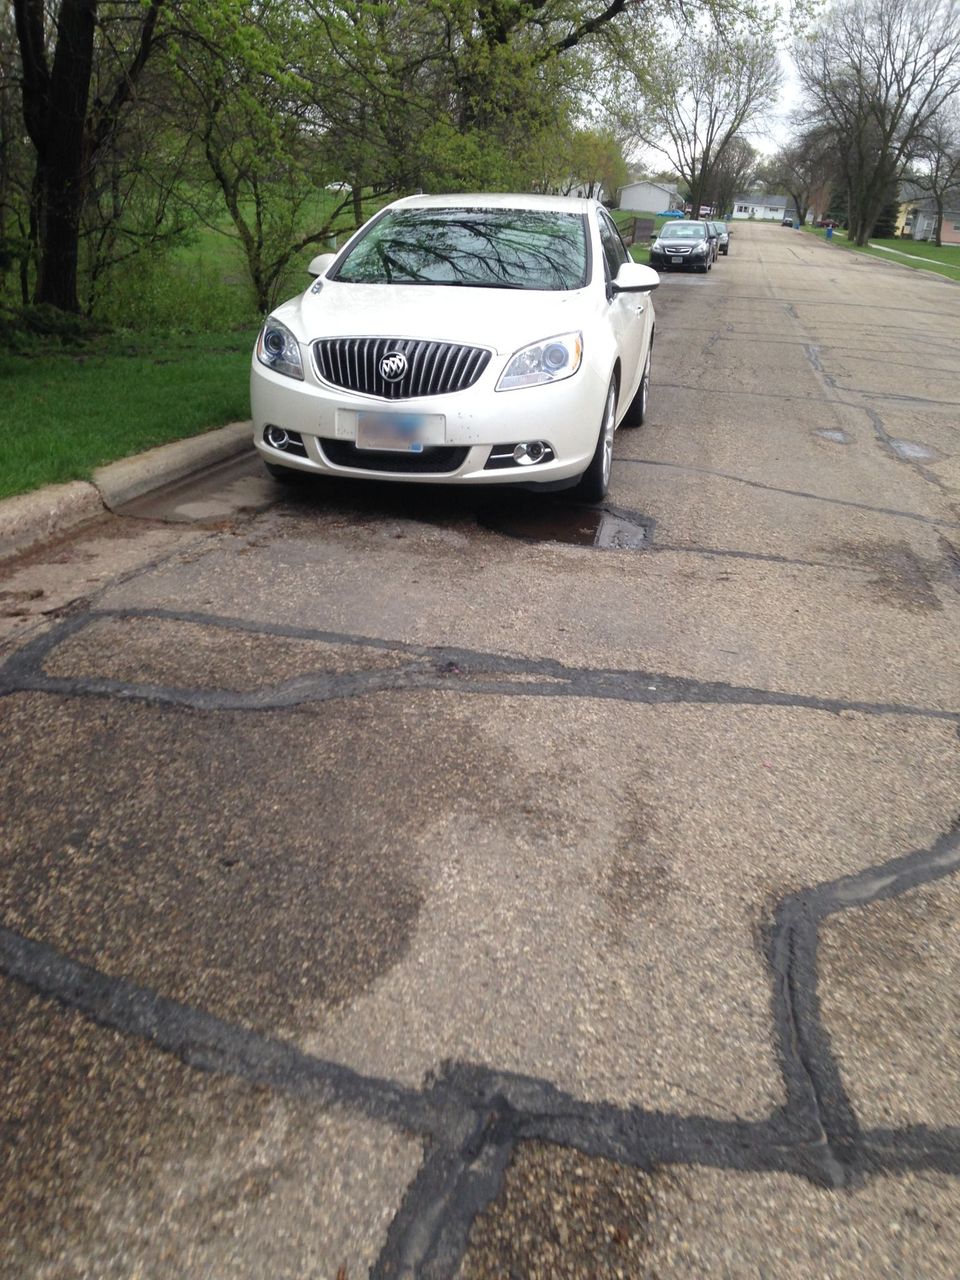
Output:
598,211,629,281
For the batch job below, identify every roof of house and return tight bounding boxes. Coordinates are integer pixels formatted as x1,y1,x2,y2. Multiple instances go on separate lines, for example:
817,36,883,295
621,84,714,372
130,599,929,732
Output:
620,179,678,194
901,187,960,215
733,192,789,208
899,180,926,202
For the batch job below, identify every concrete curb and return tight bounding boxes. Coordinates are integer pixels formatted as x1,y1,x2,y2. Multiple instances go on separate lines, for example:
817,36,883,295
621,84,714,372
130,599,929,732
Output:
0,482,104,562
93,420,253,510
0,420,253,564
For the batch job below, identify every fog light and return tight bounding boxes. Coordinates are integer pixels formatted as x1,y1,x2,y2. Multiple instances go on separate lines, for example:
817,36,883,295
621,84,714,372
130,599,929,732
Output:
513,441,547,465
264,425,290,450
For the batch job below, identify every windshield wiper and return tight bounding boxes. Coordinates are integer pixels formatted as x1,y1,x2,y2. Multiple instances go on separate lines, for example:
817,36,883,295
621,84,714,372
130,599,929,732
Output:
446,280,531,290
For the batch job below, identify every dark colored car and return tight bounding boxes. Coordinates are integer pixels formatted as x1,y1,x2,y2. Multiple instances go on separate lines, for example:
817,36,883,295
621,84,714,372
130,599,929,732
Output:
709,220,730,255
649,221,714,272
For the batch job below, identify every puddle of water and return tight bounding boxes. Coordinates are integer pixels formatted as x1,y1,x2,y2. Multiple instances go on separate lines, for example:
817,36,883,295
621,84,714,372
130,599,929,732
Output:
815,429,849,445
890,439,938,462
116,454,274,522
478,503,650,550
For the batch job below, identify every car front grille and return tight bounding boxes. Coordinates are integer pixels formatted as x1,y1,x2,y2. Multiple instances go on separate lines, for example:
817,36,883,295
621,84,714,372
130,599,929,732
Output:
314,338,491,400
662,245,692,254
318,440,470,474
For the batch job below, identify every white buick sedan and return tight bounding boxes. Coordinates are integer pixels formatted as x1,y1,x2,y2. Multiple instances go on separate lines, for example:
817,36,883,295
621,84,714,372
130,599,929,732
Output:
251,193,659,502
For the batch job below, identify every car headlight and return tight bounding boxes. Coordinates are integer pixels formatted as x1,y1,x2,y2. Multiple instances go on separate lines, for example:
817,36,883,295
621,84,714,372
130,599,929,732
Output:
497,332,583,391
256,318,304,380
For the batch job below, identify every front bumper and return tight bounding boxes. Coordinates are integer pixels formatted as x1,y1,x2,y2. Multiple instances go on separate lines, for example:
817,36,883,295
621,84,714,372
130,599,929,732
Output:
251,352,609,485
650,250,709,270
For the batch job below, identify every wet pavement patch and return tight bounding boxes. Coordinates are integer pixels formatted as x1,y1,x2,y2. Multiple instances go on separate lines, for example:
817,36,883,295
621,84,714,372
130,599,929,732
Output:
889,438,939,462
827,538,942,612
478,502,652,549
0,695,431,1029
815,429,850,444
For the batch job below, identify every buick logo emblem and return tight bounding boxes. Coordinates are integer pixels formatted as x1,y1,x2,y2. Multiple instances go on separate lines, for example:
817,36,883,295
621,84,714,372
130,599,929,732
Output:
379,351,407,382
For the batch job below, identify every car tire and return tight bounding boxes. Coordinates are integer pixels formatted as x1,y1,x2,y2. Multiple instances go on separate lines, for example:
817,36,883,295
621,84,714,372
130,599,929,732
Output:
622,342,652,428
573,376,617,503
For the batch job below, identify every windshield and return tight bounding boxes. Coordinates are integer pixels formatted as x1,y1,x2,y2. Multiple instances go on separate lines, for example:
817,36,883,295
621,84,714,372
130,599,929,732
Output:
333,207,588,290
659,223,706,240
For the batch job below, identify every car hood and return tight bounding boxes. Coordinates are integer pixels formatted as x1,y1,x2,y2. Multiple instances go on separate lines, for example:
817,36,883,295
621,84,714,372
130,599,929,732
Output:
276,280,593,356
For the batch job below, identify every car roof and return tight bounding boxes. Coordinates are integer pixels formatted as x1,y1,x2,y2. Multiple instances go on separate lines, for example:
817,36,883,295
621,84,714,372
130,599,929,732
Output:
387,192,596,215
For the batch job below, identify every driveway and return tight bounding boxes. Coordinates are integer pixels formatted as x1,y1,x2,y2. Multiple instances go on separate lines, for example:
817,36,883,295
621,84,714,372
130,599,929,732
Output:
1,220,959,1278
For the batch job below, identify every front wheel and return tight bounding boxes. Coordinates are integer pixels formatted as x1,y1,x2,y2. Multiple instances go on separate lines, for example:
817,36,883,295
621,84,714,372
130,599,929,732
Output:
621,344,652,427
573,377,617,503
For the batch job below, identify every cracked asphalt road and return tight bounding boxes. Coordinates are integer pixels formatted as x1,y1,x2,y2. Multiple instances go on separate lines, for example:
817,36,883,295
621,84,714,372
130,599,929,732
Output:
1,222,959,1278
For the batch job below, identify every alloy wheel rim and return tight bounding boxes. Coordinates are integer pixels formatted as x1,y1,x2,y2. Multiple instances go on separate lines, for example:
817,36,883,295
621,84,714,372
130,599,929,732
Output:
601,385,616,488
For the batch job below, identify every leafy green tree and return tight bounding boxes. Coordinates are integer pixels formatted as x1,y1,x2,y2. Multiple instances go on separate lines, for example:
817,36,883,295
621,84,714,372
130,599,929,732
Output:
171,4,360,311
552,128,628,199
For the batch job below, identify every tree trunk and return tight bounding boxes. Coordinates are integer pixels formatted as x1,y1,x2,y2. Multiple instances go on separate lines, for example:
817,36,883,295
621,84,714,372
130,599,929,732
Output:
36,162,87,309
688,174,704,217
33,0,96,310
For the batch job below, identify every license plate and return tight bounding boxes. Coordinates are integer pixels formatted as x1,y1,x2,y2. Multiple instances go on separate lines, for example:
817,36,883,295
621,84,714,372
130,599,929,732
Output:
356,412,430,452
671,256,683,263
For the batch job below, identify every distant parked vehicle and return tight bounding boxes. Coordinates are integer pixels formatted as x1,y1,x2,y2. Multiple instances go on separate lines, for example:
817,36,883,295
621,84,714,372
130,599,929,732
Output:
657,209,685,218
649,220,714,272
709,221,730,255
781,216,794,228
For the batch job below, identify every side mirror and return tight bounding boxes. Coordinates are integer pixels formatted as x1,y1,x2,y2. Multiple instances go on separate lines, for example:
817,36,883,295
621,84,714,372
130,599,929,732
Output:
307,252,337,278
611,262,660,294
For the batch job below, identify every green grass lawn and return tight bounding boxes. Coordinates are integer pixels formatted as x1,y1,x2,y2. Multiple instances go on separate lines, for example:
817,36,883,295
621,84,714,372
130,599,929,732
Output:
0,188,389,503
802,225,960,283
0,331,253,499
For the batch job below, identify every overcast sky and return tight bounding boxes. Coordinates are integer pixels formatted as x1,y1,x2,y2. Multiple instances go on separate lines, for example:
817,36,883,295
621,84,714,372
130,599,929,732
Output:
749,48,805,155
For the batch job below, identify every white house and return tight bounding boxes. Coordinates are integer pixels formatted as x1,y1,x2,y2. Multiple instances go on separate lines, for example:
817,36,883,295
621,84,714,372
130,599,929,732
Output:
618,180,683,213
731,193,790,221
